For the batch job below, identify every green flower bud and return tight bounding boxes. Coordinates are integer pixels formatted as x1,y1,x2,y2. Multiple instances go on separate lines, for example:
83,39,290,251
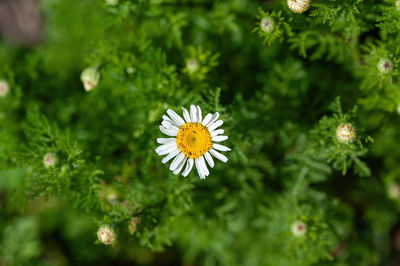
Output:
81,67,100,91
43,152,58,168
0,80,10,97
388,183,400,199
186,58,199,74
260,17,274,33
106,0,119,6
377,58,393,74
291,221,307,237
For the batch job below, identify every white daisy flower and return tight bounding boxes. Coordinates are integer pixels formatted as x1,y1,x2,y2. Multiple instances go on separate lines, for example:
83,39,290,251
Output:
156,105,231,179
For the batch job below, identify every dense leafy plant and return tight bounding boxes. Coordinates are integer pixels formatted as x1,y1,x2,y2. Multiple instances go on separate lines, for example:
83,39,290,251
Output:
1,0,400,265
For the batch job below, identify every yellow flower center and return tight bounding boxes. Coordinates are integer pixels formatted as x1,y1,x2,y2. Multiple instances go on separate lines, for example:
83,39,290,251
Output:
176,123,213,159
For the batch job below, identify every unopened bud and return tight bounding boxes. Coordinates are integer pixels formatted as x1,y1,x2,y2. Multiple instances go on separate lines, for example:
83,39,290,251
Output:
287,0,311,13
377,58,393,74
336,123,356,144
43,152,58,168
81,67,100,91
126,67,136,74
106,0,118,5
186,58,199,74
128,217,142,235
0,80,10,97
389,184,400,199
291,221,307,237
97,225,116,245
260,17,274,33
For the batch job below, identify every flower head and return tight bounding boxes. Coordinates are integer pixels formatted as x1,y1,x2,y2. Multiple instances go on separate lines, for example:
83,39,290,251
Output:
388,183,400,199
0,80,10,97
336,123,356,144
287,0,311,13
126,67,136,74
291,221,307,237
106,0,118,5
260,17,274,33
81,67,100,91
186,58,199,74
97,225,116,245
377,58,393,74
43,152,58,168
128,217,142,235
156,105,231,179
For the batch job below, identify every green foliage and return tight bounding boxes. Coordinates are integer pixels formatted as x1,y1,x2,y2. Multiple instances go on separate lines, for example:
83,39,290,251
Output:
1,0,400,265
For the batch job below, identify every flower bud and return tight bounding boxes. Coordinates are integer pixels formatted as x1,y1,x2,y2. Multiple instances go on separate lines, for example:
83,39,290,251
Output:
396,0,400,11
260,17,274,33
81,67,100,91
0,80,10,97
377,58,393,74
43,152,58,168
287,0,311,13
186,58,199,74
291,221,307,237
128,217,142,235
336,123,356,144
388,184,400,199
106,0,118,5
97,225,116,245
126,67,136,75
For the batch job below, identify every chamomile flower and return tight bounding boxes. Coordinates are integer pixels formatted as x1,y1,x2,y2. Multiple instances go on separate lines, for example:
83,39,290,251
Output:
97,225,116,245
287,0,310,13
336,123,356,144
156,105,231,179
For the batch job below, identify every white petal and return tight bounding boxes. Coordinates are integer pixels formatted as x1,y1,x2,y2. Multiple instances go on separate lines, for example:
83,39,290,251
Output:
209,149,228,163
212,135,228,142
162,115,179,127
195,158,206,179
162,120,172,128
182,107,191,123
204,151,214,168
213,143,231,151
160,125,179,136
210,129,224,137
199,156,209,176
207,120,223,131
182,158,194,177
202,113,212,126
157,138,176,144
155,142,176,154
169,152,185,171
162,149,180,164
157,145,178,156
167,109,185,127
173,157,187,175
196,106,202,123
190,105,198,122
205,112,219,127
